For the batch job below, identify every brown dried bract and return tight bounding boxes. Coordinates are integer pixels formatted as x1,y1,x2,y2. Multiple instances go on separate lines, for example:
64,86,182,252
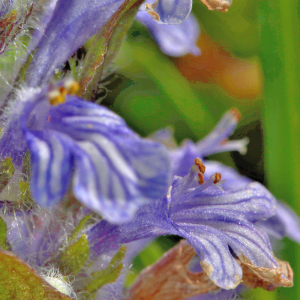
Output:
201,0,232,13
126,240,219,300
127,241,293,300
239,255,293,291
145,3,160,22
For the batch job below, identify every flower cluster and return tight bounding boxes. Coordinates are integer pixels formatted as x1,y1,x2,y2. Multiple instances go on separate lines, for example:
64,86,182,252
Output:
0,0,298,299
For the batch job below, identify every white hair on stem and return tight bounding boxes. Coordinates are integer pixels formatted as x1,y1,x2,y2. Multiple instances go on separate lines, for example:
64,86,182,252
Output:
40,265,77,299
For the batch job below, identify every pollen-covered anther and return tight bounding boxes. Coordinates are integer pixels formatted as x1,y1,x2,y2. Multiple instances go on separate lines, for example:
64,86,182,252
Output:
47,87,67,106
64,79,80,95
213,172,222,184
198,172,205,185
48,80,80,105
194,158,206,174
194,158,206,184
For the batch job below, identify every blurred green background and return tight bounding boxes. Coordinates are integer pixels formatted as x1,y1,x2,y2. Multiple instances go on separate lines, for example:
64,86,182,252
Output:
102,0,300,299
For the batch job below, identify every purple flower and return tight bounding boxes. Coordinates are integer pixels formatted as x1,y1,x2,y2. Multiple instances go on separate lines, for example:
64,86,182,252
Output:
136,12,201,57
25,0,195,88
141,0,192,24
151,109,300,245
87,159,278,290
0,81,171,223
0,201,148,299
26,0,124,87
169,109,248,177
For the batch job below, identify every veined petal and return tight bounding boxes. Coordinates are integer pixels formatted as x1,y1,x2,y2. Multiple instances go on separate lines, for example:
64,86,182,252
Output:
143,0,192,24
87,199,174,259
46,97,171,223
264,201,300,243
15,89,171,223
171,169,277,223
209,221,276,267
136,12,201,57
26,0,124,87
204,161,251,190
150,109,247,177
177,221,277,289
195,108,246,157
176,224,242,289
24,130,73,207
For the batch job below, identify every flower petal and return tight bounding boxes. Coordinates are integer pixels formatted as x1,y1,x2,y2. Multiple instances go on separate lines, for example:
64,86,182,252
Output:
48,97,171,223
268,201,300,243
26,0,124,87
87,200,174,259
204,161,251,190
171,181,277,223
136,12,201,57
176,224,242,289
24,130,73,207
20,94,171,223
143,0,193,25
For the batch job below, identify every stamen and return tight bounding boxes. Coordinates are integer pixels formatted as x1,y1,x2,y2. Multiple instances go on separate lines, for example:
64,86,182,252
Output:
194,158,206,174
47,80,80,106
194,158,206,184
198,173,204,185
64,79,80,95
193,159,225,189
213,172,221,184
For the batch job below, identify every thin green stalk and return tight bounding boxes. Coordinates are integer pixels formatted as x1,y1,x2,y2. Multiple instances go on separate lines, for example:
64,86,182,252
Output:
259,1,300,299
124,38,214,139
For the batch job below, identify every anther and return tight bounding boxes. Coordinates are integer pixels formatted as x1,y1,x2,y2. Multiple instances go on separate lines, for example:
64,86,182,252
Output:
213,173,222,184
64,79,80,95
230,108,241,122
194,158,206,174
198,173,205,185
47,80,80,106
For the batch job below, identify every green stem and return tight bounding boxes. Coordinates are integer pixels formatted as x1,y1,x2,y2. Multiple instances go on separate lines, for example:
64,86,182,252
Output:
124,38,214,139
259,1,300,299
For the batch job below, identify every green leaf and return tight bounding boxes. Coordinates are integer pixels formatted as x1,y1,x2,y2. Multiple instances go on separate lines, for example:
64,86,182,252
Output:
79,0,144,100
69,215,92,242
258,1,300,299
0,217,8,251
19,181,32,203
0,250,71,300
60,234,89,276
83,245,126,299
0,157,15,193
2,157,14,177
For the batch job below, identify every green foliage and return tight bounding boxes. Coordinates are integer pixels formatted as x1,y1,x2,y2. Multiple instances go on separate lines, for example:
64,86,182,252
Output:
2,158,14,178
79,0,144,100
60,234,89,276
0,217,8,251
258,1,300,299
83,245,126,299
69,215,92,242
0,250,71,300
